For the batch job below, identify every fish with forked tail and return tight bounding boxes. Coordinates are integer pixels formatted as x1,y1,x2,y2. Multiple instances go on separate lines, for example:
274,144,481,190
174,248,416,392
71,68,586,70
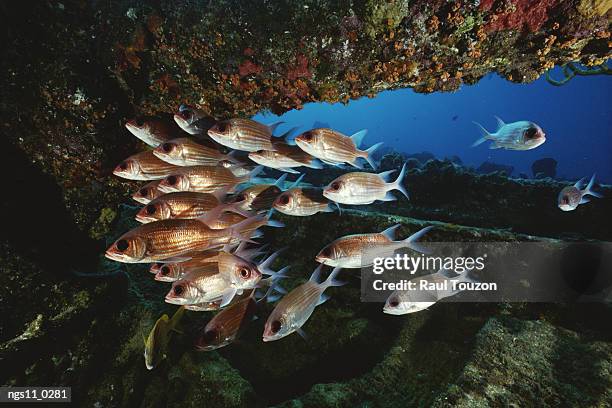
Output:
263,265,345,342
558,173,602,211
144,306,185,370
323,163,409,205
315,224,433,268
294,128,381,169
472,116,546,150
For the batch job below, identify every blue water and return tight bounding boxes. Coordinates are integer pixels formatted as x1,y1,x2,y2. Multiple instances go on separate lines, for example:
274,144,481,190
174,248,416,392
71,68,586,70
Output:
254,70,611,183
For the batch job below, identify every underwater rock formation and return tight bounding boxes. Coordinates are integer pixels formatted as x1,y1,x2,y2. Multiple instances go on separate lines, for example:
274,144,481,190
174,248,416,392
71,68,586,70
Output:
1,0,610,236
476,161,515,176
532,157,558,178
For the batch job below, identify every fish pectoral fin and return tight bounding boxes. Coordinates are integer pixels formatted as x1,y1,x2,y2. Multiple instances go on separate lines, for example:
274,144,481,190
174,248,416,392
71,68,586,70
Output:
296,328,308,341
219,287,238,307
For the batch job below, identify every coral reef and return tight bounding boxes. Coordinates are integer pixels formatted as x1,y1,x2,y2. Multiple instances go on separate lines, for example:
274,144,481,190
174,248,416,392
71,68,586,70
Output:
476,161,514,176
1,1,610,237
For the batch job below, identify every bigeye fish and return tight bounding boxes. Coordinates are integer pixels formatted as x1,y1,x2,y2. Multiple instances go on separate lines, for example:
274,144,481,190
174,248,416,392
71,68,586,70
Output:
157,165,263,194
273,188,337,216
263,265,344,342
472,116,546,150
105,214,269,263
173,104,217,135
132,180,163,204
194,290,258,350
153,137,236,167
125,117,180,147
323,163,408,205
558,173,602,211
153,244,266,282
248,143,324,174
383,268,475,315
294,128,382,169
208,118,291,152
315,224,433,268
143,306,185,370
194,281,284,350
135,191,249,223
113,150,181,181
221,161,255,178
229,174,302,211
165,249,288,307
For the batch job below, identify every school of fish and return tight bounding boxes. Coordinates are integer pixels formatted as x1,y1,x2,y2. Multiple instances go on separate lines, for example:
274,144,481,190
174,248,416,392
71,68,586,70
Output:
107,108,602,369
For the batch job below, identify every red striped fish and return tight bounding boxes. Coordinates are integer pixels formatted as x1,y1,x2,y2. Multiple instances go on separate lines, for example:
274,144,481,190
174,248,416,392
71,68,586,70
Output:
153,137,235,166
273,187,336,216
113,150,181,181
132,180,163,204
208,118,288,152
157,165,262,194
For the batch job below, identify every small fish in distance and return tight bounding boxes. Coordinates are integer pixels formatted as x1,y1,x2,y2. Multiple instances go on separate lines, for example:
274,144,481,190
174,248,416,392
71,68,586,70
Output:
472,116,546,150
294,128,382,169
315,224,433,268
263,265,345,342
322,163,409,205
144,306,185,370
558,173,602,211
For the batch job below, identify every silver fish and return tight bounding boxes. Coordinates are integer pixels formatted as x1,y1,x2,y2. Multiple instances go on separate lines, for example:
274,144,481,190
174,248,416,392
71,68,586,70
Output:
472,116,546,150
558,173,602,211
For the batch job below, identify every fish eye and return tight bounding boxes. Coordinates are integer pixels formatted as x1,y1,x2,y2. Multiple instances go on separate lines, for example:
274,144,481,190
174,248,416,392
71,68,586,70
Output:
161,143,174,153
116,239,129,252
173,285,184,296
138,188,148,196
388,298,399,307
320,247,332,257
239,268,251,279
181,110,192,119
270,320,282,334
217,122,227,132
279,194,290,205
167,175,177,185
302,131,313,141
119,161,128,170
145,204,156,215
135,118,144,126
234,193,245,202
330,182,340,191
160,266,170,275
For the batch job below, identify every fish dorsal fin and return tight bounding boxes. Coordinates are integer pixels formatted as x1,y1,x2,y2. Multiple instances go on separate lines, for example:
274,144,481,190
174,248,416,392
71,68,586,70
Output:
309,264,324,283
350,129,368,147
381,224,402,240
494,116,505,130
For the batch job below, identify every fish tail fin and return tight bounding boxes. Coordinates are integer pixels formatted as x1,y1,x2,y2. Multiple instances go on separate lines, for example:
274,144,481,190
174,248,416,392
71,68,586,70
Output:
264,208,284,228
363,142,383,170
350,129,368,147
223,201,254,218
391,163,409,200
240,165,264,184
472,122,492,147
168,306,185,331
258,248,287,275
196,204,229,227
273,173,288,187
268,121,285,134
223,150,241,164
309,264,324,283
273,126,299,143
288,173,305,190
401,226,433,254
322,266,346,289
227,214,268,242
584,173,603,198
211,185,232,202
